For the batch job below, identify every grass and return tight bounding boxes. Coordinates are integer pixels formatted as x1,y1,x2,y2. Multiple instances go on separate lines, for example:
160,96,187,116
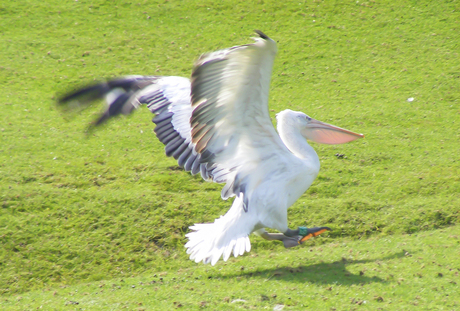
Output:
3,227,460,310
1,0,459,308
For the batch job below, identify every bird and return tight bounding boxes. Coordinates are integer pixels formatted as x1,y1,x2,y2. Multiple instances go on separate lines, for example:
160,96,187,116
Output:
58,30,364,266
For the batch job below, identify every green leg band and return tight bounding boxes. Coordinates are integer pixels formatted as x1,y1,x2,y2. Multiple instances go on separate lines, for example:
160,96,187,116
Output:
298,226,309,236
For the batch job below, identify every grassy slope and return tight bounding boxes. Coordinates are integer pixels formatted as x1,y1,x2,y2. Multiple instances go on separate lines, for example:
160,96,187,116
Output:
0,0,459,303
4,227,460,310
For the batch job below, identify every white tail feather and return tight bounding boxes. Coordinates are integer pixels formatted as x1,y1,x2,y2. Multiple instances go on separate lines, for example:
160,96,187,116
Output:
185,211,252,265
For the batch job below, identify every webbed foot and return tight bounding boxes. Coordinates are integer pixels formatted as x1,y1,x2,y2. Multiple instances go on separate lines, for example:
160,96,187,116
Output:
298,226,331,243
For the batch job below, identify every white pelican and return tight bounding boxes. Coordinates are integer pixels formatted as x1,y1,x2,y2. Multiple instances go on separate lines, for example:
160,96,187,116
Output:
59,31,364,265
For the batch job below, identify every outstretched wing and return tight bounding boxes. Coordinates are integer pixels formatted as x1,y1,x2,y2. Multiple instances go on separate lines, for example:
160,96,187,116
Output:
188,30,294,210
58,31,294,210
58,75,212,179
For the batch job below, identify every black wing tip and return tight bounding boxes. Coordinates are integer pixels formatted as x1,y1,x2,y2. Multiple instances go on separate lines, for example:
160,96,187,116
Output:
57,76,156,105
254,30,270,40
56,81,109,106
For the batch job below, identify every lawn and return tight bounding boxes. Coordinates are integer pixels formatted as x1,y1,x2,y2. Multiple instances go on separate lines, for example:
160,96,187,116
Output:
4,227,460,310
1,0,459,309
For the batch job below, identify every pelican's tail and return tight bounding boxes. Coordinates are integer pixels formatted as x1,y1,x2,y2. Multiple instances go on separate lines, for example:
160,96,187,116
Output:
185,203,252,265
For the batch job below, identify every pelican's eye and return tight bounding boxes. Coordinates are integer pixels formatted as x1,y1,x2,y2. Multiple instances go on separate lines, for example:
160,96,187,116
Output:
305,115,312,121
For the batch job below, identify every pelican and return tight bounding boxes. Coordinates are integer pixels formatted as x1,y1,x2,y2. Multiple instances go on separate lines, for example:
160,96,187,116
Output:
59,31,363,265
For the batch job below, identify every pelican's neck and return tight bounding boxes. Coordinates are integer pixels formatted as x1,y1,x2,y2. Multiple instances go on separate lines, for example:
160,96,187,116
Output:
277,121,320,167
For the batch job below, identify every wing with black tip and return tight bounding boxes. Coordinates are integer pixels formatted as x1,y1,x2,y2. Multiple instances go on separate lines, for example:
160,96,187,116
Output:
58,75,211,179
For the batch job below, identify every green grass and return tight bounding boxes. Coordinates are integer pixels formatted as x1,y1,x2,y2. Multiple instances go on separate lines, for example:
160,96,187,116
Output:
1,0,459,308
3,227,460,310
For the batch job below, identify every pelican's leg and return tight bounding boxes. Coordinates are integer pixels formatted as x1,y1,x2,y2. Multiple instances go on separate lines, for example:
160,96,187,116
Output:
255,227,331,249
254,229,302,248
284,228,300,237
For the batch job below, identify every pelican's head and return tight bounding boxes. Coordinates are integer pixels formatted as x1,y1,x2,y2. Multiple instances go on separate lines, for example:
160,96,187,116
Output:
276,109,364,144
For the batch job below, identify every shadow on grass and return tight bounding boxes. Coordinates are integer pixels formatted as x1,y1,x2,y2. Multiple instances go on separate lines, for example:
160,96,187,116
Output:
217,250,407,285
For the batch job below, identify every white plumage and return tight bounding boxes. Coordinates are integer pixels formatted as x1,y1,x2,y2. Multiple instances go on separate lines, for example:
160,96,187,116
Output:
59,31,363,265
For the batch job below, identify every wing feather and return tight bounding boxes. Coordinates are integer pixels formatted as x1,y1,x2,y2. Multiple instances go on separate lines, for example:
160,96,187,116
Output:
189,31,293,206
58,75,213,180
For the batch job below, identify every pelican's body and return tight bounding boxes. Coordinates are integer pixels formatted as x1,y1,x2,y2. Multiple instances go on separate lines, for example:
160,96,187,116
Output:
245,113,321,233
59,31,363,265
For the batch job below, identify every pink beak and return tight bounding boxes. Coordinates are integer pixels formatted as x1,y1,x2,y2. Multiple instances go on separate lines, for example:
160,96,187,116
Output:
302,119,364,144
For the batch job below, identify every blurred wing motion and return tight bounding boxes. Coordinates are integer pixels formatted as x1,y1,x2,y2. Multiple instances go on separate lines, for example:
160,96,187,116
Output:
58,31,290,203
59,75,215,178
